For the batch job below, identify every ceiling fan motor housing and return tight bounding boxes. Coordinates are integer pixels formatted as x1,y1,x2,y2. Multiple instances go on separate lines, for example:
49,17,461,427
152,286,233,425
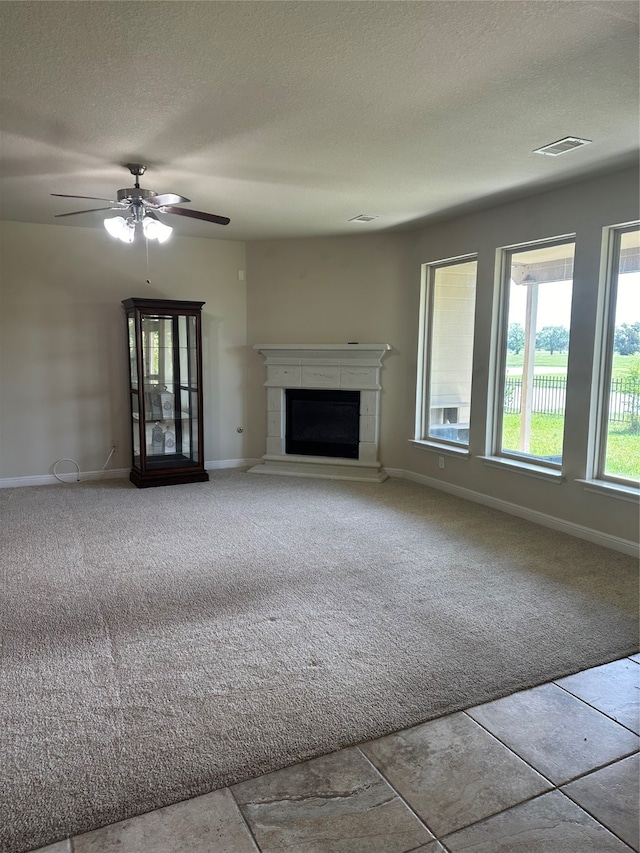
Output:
117,187,157,202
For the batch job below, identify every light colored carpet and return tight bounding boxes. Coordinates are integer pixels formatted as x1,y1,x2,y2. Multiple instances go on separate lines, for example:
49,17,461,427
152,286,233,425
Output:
1,472,637,853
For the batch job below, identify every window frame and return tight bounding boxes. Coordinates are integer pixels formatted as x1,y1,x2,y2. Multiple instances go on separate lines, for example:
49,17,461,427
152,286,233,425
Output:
490,233,576,472
415,253,478,452
590,221,640,490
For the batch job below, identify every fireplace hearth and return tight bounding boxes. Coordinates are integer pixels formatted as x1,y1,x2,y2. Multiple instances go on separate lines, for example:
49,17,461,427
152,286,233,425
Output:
248,343,391,482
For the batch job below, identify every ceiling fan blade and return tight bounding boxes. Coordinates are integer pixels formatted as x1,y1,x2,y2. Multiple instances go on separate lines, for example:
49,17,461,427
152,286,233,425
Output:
161,206,230,226
145,193,191,207
52,193,121,204
54,207,121,218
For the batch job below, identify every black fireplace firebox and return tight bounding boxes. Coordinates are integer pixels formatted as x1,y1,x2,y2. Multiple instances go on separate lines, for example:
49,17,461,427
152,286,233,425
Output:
285,389,360,459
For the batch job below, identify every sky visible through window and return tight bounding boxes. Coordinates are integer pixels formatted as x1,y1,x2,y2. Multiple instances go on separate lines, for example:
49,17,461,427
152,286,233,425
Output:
614,272,640,326
508,279,572,328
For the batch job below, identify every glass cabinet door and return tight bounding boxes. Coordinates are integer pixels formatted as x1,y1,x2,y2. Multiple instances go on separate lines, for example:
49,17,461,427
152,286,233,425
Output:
127,316,142,469
123,298,208,488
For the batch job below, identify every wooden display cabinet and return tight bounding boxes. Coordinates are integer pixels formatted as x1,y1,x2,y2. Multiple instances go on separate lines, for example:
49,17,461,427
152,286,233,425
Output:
122,298,209,488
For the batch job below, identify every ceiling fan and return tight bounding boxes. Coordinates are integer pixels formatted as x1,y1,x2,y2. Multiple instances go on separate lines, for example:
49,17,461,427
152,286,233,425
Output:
52,163,230,243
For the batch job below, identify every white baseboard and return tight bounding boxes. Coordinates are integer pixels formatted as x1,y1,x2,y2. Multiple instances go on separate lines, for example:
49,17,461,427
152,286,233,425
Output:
0,459,261,489
205,458,263,470
0,468,130,488
387,468,639,558
383,467,405,479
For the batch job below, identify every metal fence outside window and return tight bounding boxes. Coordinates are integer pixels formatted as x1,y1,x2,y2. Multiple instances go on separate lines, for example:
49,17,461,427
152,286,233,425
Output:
504,376,640,423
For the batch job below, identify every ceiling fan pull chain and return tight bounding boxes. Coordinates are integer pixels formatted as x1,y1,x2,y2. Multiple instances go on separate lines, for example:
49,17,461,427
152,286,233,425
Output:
145,236,151,285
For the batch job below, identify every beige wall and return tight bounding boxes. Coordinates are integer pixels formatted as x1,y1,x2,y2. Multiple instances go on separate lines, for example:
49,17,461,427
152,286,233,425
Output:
0,221,247,479
246,167,639,545
245,233,414,466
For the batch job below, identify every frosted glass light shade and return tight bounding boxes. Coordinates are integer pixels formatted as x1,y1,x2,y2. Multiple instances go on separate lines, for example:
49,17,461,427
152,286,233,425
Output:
142,214,172,243
104,216,135,243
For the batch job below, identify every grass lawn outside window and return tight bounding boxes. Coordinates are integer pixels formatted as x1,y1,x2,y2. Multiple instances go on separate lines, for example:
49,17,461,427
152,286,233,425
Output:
506,352,638,381
502,414,639,479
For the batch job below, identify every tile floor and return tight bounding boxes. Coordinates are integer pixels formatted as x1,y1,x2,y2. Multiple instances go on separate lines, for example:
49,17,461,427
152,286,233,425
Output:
34,655,639,853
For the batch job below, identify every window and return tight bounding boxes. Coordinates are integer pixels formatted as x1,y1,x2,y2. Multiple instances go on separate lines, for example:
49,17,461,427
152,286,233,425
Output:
494,237,575,467
595,223,640,486
416,256,478,447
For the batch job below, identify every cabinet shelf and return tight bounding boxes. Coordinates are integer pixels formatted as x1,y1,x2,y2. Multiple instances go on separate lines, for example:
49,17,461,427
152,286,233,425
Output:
132,412,193,421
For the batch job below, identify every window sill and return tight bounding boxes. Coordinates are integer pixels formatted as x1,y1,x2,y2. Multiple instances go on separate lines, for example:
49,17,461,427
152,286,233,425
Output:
409,439,470,458
576,479,640,503
478,455,564,483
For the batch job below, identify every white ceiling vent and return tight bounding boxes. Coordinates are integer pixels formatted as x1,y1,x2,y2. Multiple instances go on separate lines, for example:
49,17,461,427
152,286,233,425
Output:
349,214,380,222
533,136,592,156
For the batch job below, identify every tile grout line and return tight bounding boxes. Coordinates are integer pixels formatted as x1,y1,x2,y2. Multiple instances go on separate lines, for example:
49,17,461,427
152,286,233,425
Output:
227,785,265,853
557,748,640,787
435,788,638,852
358,739,558,847
461,709,558,787
437,790,557,846
462,705,638,786
560,783,639,852
552,678,640,736
461,709,639,843
355,745,440,843
358,708,635,846
63,788,263,853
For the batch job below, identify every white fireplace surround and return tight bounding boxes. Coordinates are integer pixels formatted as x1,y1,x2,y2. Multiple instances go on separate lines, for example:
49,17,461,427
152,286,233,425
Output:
248,343,392,482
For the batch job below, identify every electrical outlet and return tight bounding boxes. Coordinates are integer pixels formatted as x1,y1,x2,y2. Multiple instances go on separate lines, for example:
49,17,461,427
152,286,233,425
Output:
438,456,445,469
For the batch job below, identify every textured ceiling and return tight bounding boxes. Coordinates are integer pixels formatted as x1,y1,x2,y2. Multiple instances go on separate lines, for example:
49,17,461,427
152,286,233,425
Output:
0,1,638,241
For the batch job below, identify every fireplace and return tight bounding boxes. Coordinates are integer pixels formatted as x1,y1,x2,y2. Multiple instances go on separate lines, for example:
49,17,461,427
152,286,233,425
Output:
285,389,360,459
248,343,391,482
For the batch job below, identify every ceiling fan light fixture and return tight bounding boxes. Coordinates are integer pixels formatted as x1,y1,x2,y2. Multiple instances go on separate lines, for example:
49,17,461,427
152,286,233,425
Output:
142,212,172,243
104,216,135,243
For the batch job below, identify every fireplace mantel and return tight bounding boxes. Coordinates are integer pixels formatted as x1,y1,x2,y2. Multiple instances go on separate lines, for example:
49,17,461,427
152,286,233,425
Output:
248,343,391,482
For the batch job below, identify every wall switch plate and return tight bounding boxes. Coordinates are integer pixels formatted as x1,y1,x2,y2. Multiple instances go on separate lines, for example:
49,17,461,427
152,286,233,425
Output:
438,456,445,469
